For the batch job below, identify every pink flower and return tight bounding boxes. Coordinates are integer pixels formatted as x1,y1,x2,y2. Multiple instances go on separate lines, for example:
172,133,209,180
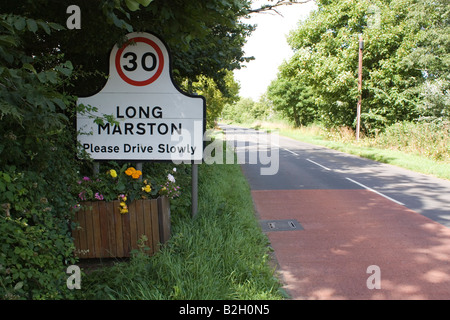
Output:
78,191,86,201
95,193,104,201
83,176,90,181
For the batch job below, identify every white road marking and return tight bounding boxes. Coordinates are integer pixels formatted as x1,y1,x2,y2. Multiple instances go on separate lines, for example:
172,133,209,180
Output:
345,177,405,206
283,148,299,156
306,158,331,171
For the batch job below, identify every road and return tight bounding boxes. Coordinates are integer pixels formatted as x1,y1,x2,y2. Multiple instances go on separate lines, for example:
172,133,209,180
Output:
221,124,450,299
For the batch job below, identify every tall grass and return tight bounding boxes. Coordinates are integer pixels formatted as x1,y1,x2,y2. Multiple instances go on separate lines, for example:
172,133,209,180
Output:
77,151,283,300
374,121,450,162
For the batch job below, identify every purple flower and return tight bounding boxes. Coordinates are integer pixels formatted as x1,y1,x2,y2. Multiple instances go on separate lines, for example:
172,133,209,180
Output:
95,192,104,201
83,176,90,181
78,191,86,201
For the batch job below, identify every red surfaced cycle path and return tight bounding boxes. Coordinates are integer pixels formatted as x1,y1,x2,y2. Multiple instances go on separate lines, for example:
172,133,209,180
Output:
253,189,450,300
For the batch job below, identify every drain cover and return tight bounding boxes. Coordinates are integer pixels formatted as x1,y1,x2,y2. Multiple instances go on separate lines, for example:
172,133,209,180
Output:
259,219,303,232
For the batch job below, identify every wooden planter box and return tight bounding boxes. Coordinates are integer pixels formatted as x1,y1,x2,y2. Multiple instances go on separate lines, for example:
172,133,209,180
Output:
72,197,170,258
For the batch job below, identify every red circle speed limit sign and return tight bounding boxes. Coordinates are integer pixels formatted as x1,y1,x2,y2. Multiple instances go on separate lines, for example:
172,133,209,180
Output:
115,37,164,86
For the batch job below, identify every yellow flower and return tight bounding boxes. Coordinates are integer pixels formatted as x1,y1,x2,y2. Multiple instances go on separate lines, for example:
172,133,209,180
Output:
119,202,128,214
160,186,167,194
125,167,136,176
132,170,142,179
142,184,151,193
109,169,117,178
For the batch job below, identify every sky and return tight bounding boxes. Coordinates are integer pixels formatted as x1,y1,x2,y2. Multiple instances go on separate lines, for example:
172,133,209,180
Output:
234,0,317,101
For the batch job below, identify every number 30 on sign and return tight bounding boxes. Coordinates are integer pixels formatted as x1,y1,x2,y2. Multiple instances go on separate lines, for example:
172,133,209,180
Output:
115,37,164,86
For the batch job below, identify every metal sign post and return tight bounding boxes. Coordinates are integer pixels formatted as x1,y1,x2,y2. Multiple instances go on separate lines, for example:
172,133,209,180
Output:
191,163,198,218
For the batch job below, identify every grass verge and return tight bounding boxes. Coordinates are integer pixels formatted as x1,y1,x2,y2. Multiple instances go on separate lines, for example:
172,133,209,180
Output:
76,150,284,300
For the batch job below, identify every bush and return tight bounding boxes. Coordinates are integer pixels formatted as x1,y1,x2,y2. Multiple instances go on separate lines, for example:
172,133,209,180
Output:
0,167,77,299
377,120,450,161
0,15,79,299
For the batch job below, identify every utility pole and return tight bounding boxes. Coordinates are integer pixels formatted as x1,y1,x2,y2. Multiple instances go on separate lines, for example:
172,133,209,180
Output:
356,36,364,141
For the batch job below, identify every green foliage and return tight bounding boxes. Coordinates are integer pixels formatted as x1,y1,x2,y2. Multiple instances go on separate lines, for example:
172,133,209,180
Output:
188,70,240,128
0,13,80,299
267,76,316,127
0,167,77,299
267,0,449,133
2,0,254,100
376,120,450,162
222,96,273,123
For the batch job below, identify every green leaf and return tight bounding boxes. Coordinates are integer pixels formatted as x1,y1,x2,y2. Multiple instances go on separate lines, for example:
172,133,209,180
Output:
53,98,67,110
136,0,153,6
0,35,18,47
3,173,11,183
26,19,38,33
14,281,24,291
55,65,72,77
48,22,65,31
37,21,51,35
13,17,26,31
37,72,47,83
23,63,37,74
125,0,140,11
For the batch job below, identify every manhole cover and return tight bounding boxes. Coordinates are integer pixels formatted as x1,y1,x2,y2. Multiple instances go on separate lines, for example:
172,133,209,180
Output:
259,219,303,232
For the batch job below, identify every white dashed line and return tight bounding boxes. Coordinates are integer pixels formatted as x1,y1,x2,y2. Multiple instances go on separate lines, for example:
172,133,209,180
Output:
346,177,405,206
306,158,331,171
283,148,299,156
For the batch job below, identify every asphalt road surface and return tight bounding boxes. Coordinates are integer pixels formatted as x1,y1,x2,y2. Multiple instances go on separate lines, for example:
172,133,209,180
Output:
222,124,450,228
221,124,450,299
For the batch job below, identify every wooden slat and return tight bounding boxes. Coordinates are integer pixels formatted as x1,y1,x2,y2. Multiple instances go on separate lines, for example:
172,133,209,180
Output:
121,201,131,257
136,199,145,248
158,196,171,243
143,199,153,255
91,202,102,258
128,200,138,254
106,201,117,257
85,202,96,258
151,199,160,253
114,200,124,257
98,200,109,258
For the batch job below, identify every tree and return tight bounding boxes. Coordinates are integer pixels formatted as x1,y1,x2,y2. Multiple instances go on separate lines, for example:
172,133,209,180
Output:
403,0,450,120
190,70,240,128
271,0,449,132
267,76,316,127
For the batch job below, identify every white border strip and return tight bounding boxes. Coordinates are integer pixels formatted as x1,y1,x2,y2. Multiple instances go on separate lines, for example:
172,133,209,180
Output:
306,158,331,171
346,177,405,206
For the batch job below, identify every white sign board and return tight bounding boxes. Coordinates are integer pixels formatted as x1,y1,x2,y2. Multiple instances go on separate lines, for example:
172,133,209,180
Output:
77,32,205,161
